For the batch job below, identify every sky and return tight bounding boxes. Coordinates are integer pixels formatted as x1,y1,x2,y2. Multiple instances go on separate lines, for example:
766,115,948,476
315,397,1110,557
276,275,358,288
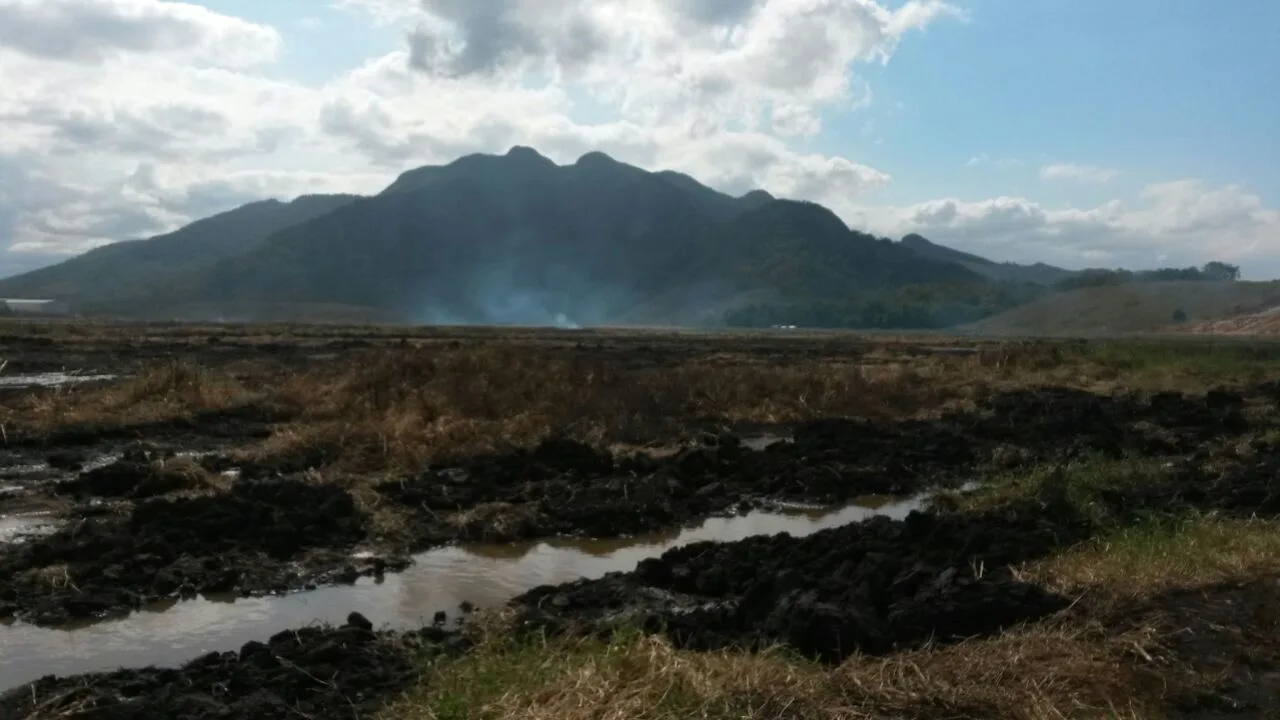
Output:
0,0,1277,280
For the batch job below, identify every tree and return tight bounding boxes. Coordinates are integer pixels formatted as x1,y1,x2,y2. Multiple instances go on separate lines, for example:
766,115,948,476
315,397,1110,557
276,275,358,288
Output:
1201,261,1241,281
1172,308,1189,323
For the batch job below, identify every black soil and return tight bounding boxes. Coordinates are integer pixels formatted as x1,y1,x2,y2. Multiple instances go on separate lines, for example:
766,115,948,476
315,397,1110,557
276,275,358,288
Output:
377,385,1256,547
1,615,468,720
510,400,1280,665
0,381,1276,713
514,499,1090,663
0,479,406,626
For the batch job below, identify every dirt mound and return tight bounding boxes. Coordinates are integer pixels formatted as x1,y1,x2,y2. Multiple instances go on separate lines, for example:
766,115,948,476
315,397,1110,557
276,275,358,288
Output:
55,454,213,500
515,500,1090,663
1101,440,1280,520
2,615,467,720
379,385,1253,549
0,479,383,625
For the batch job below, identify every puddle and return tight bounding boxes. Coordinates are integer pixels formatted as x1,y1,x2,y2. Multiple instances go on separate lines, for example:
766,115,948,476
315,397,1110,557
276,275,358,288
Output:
0,495,923,690
0,514,59,544
0,372,117,389
741,433,793,451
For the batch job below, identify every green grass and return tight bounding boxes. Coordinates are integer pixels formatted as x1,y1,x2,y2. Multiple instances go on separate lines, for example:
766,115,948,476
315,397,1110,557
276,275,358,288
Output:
941,455,1170,522
1028,515,1280,603
969,280,1280,336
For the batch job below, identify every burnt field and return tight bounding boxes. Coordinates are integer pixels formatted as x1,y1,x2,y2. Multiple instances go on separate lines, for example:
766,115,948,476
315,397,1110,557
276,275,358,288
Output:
2,321,1280,719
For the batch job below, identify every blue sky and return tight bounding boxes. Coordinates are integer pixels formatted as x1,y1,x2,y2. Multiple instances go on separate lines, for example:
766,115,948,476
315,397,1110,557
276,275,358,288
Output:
848,0,1279,209
0,0,1277,278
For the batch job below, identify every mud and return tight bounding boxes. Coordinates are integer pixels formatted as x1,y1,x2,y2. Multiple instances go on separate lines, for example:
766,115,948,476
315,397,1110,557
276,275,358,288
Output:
1,615,468,720
0,498,923,690
1,382,1264,628
378,385,1257,550
0,479,407,626
507,391,1280,665
1,323,1277,716
1109,576,1280,718
514,498,1089,663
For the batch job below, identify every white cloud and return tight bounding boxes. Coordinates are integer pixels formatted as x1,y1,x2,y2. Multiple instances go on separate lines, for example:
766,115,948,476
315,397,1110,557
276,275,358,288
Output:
0,0,280,67
0,0,1276,284
850,180,1280,276
1040,162,1120,184
0,0,935,263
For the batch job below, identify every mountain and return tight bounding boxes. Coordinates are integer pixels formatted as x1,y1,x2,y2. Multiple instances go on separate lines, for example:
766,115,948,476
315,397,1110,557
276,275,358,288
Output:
900,233,1077,286
84,147,981,326
0,194,360,304
1,146,1037,326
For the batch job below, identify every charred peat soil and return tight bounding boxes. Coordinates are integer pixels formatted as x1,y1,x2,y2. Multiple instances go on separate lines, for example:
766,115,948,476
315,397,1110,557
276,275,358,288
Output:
2,324,1280,718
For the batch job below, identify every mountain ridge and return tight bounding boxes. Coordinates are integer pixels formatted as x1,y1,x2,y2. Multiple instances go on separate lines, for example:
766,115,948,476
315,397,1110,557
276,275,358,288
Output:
0,147,1086,327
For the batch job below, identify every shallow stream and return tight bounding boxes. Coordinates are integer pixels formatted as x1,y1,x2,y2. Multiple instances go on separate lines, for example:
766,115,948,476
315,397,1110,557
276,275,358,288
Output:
0,494,923,690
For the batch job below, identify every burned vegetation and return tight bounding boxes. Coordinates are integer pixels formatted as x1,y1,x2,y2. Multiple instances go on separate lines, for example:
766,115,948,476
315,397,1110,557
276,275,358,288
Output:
2,323,1280,718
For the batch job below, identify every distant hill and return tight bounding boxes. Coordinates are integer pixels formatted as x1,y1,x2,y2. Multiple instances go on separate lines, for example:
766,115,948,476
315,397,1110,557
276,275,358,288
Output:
965,281,1280,336
9,145,1240,332
0,194,360,304
69,147,983,326
900,233,1077,285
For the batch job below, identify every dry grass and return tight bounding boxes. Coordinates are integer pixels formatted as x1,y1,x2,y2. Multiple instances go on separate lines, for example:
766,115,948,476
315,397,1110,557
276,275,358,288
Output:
240,344,961,475
382,619,1155,720
147,454,228,493
231,340,1280,475
447,502,544,542
378,514,1280,720
1026,516,1280,610
938,455,1171,522
4,331,1278,478
2,359,255,433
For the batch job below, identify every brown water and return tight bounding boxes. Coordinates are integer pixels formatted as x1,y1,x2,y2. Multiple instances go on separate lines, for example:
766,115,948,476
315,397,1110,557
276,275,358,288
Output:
0,495,923,690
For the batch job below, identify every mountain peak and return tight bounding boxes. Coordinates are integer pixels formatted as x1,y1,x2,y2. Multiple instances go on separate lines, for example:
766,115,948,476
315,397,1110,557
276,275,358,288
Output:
575,150,618,167
740,189,775,203
900,233,933,248
505,145,556,167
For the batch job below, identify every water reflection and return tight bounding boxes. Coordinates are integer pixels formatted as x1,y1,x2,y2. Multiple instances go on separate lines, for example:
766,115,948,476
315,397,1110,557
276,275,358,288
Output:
0,372,117,389
0,495,922,690
0,514,59,543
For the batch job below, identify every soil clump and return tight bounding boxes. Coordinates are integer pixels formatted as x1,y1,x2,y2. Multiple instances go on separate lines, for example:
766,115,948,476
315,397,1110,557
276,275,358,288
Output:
378,385,1258,549
0,479,403,626
514,499,1090,663
1,614,468,720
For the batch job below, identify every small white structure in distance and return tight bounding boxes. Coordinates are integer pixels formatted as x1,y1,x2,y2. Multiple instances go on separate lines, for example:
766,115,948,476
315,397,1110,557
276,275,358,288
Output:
0,299,71,316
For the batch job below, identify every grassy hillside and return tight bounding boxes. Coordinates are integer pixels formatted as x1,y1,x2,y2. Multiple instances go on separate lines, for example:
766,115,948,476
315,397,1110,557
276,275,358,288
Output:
0,194,360,306
966,280,1280,335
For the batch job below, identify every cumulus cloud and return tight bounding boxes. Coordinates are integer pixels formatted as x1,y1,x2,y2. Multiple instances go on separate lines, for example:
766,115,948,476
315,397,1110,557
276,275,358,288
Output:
0,0,1276,285
1040,162,1120,184
0,0,280,67
851,180,1280,277
401,0,954,131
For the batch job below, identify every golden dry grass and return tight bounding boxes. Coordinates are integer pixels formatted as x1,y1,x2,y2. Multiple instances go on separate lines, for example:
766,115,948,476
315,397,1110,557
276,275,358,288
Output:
382,619,1155,720
1026,516,1280,611
381,514,1280,720
4,329,1278,476
2,358,254,433
174,342,1280,474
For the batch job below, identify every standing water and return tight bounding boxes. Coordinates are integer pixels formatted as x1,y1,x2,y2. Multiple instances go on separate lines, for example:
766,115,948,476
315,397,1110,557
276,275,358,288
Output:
0,495,924,690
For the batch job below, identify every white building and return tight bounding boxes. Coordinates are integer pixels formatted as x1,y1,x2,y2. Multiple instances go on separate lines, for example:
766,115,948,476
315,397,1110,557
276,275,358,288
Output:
0,299,71,316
